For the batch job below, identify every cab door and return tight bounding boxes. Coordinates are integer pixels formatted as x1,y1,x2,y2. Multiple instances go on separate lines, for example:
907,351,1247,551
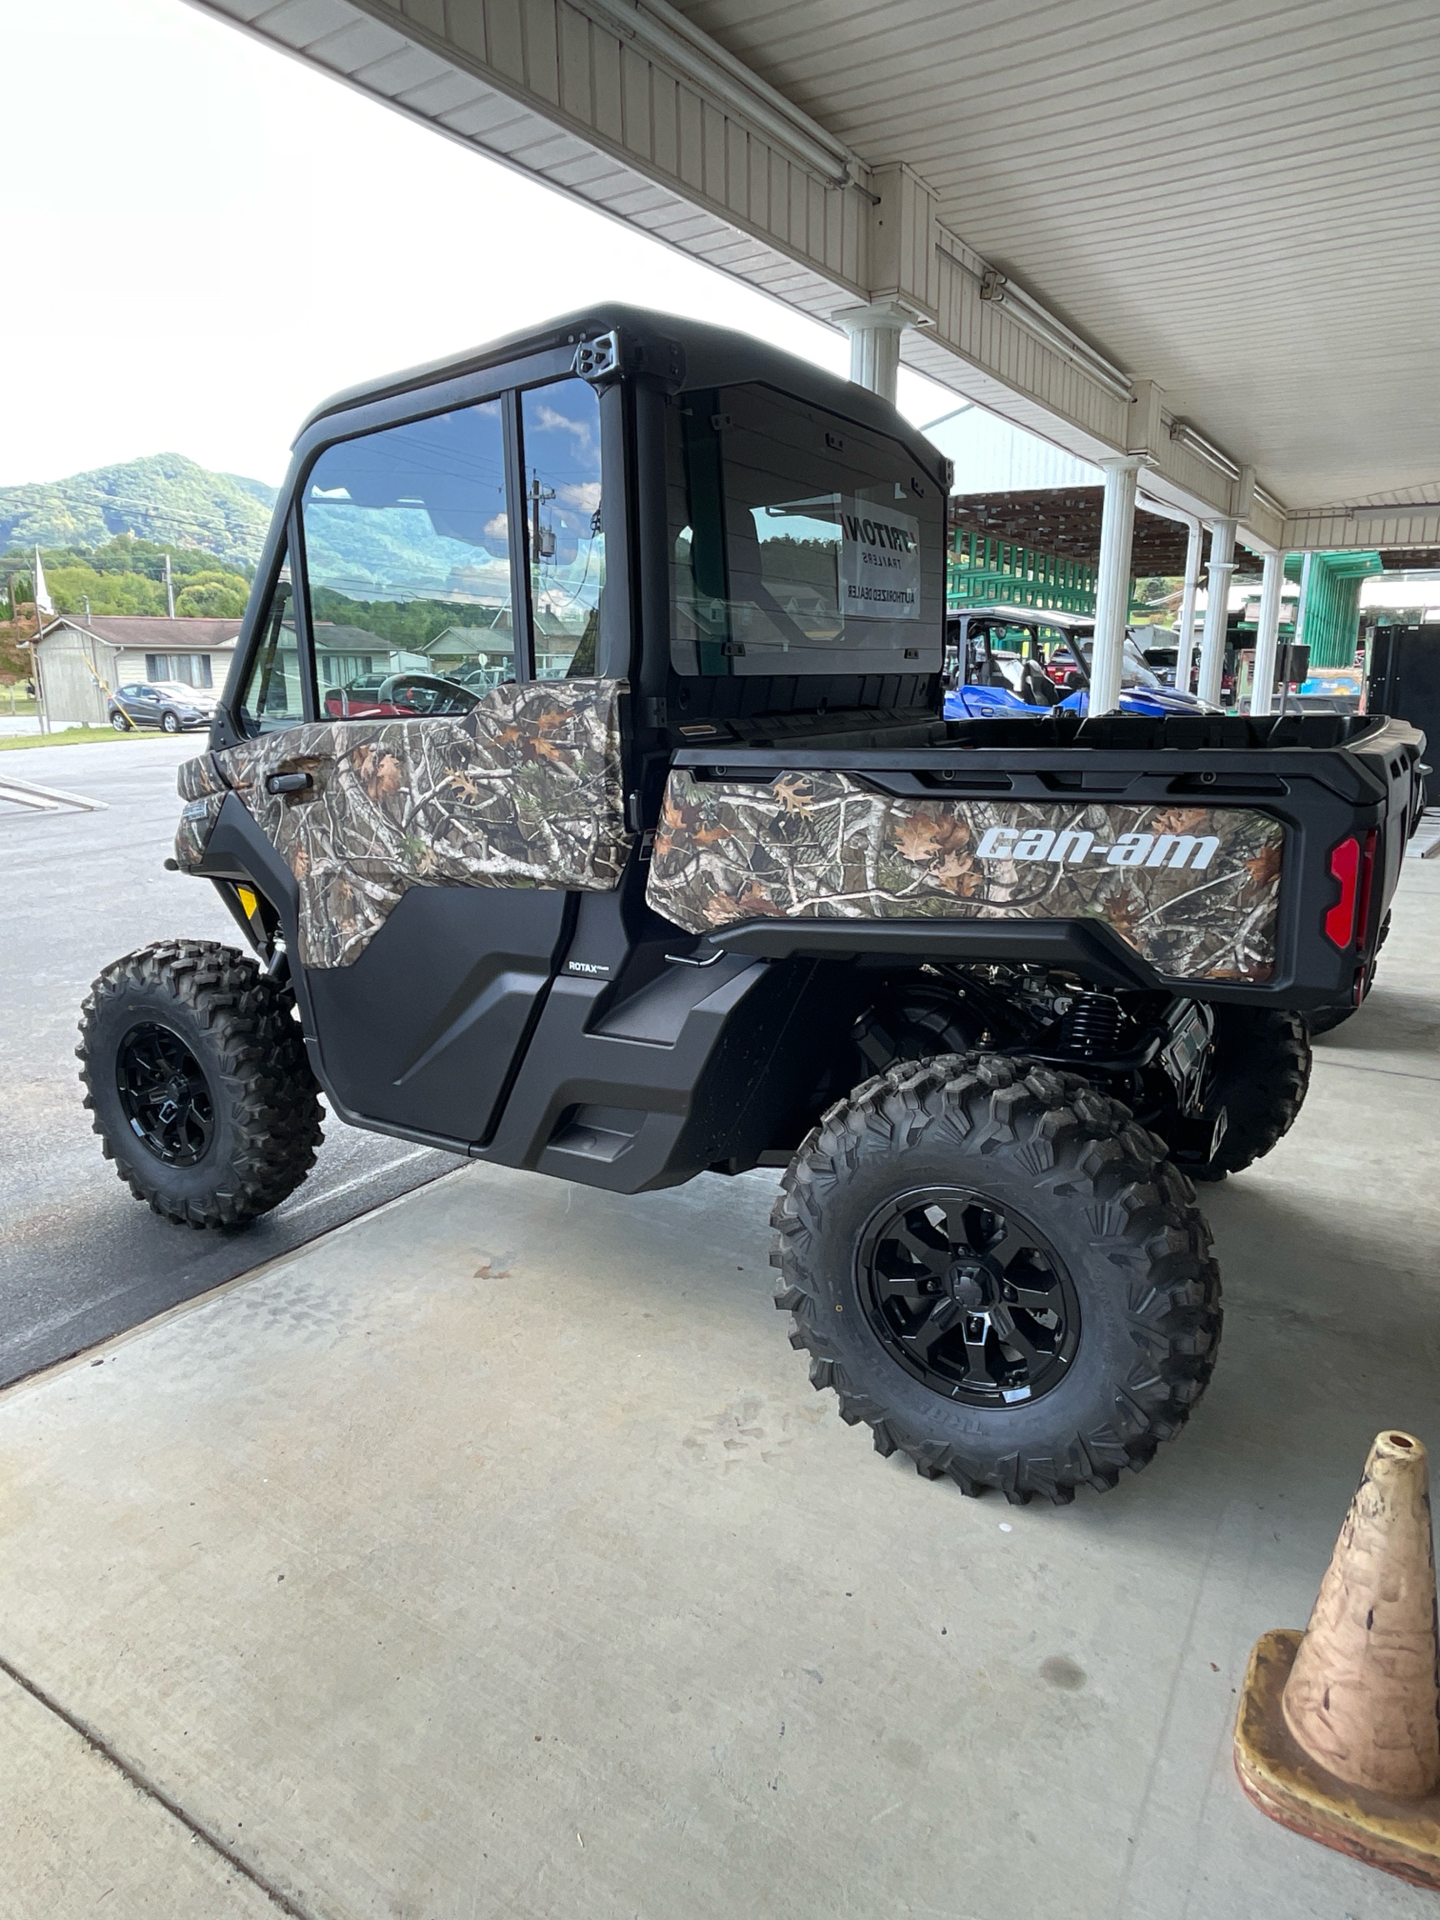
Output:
212,374,622,1147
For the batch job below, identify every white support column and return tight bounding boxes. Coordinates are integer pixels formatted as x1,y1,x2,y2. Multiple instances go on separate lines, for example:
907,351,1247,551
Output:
1089,456,1143,716
1249,548,1285,716
832,297,917,404
1176,516,1204,697
1197,517,1237,709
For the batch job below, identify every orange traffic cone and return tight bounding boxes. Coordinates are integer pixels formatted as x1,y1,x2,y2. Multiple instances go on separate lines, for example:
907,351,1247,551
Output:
1235,1431,1440,1887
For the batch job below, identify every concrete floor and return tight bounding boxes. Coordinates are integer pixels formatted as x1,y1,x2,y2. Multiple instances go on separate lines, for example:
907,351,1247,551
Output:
1,868,1438,1920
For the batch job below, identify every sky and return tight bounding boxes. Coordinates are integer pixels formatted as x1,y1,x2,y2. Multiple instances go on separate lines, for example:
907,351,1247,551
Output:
2,0,967,490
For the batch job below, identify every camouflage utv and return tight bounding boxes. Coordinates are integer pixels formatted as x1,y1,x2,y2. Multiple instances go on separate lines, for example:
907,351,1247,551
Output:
79,310,1424,1505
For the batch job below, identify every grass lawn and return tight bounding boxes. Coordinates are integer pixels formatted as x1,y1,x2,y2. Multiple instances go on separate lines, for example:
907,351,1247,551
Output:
0,726,167,753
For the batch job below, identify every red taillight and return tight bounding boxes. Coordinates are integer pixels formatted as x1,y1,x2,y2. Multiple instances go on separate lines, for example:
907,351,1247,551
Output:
1323,831,1378,950
1324,837,1360,948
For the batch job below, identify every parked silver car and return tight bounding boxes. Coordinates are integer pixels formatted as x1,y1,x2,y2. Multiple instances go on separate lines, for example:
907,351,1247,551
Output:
107,682,216,734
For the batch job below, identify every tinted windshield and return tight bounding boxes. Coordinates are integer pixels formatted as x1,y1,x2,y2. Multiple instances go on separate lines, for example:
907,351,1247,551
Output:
669,384,944,677
1074,636,1163,688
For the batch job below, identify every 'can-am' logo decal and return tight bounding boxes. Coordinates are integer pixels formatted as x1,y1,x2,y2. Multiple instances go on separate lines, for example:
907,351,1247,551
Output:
647,770,1285,982
974,825,1219,870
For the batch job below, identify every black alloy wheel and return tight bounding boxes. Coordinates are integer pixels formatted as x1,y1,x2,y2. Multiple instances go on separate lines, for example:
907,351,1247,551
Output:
857,1187,1080,1407
773,1052,1222,1504
115,1021,215,1165
79,940,325,1228
161,710,183,733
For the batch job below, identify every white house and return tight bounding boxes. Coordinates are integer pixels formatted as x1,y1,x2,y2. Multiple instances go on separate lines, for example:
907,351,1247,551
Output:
34,615,242,726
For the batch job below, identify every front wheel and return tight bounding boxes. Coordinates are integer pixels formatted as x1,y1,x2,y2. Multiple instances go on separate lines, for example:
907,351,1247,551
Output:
78,940,324,1228
161,710,183,734
772,1054,1220,1505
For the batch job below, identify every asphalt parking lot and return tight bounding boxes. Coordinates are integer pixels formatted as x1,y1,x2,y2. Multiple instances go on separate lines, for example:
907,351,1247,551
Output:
0,735,461,1387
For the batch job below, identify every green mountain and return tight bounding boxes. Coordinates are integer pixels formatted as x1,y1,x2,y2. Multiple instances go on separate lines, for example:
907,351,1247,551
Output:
0,455,277,570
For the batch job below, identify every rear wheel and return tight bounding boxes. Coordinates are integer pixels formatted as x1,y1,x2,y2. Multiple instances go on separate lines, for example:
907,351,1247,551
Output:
1189,1007,1311,1179
1310,914,1389,1035
78,939,324,1229
772,1054,1221,1505
853,981,975,1077
1307,1001,1356,1036
110,710,131,732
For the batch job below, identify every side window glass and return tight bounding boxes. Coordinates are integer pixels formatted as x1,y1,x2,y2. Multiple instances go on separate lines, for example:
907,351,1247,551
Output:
520,379,604,678
302,399,511,716
240,570,303,733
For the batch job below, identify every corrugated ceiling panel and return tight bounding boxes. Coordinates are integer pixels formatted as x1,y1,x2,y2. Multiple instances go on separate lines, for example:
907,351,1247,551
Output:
675,0,1440,503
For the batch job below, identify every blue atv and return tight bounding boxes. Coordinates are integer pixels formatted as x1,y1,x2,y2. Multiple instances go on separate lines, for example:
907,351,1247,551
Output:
944,611,1206,721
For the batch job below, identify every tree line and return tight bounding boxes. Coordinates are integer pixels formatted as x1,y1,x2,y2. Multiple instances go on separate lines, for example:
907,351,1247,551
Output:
0,536,253,622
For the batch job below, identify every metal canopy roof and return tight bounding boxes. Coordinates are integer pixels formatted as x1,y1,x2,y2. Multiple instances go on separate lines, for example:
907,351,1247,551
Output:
676,0,1440,514
189,0,1440,552
949,490,1260,577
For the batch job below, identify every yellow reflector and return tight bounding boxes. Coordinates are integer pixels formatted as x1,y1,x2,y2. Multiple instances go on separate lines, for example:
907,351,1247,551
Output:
237,886,259,919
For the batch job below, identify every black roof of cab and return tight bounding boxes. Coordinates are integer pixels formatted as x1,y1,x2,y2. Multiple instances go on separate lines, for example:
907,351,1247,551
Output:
296,303,947,486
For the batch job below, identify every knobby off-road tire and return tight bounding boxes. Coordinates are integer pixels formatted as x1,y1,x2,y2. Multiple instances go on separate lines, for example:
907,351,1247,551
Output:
1190,1007,1311,1180
771,1053,1221,1506
78,939,324,1229
854,981,975,1078
1309,911,1389,1036
1306,1002,1356,1036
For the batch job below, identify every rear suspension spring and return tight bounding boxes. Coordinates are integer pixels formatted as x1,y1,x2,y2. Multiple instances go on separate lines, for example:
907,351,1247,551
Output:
1056,991,1124,1059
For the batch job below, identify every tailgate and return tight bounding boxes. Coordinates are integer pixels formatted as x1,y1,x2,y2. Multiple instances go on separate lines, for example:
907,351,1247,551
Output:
644,712,1425,1010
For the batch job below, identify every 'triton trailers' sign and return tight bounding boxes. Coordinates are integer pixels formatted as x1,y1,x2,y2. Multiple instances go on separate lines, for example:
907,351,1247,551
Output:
841,501,919,619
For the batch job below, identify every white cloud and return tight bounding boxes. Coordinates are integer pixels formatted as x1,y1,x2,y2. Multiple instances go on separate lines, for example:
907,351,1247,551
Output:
532,405,593,452
557,483,602,514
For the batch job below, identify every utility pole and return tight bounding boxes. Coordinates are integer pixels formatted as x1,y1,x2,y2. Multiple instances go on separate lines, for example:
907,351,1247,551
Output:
164,552,175,620
30,550,51,734
528,473,555,564
21,627,47,735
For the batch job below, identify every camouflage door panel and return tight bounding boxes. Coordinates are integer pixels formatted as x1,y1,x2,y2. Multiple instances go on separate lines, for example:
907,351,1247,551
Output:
175,756,229,872
646,768,1285,983
175,679,630,968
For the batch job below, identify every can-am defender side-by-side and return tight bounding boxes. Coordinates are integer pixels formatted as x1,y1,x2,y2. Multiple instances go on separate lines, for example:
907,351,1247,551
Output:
79,309,1424,1506
943,611,1207,721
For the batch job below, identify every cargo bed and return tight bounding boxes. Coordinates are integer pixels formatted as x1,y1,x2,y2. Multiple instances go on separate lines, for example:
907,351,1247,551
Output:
646,711,1425,1013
